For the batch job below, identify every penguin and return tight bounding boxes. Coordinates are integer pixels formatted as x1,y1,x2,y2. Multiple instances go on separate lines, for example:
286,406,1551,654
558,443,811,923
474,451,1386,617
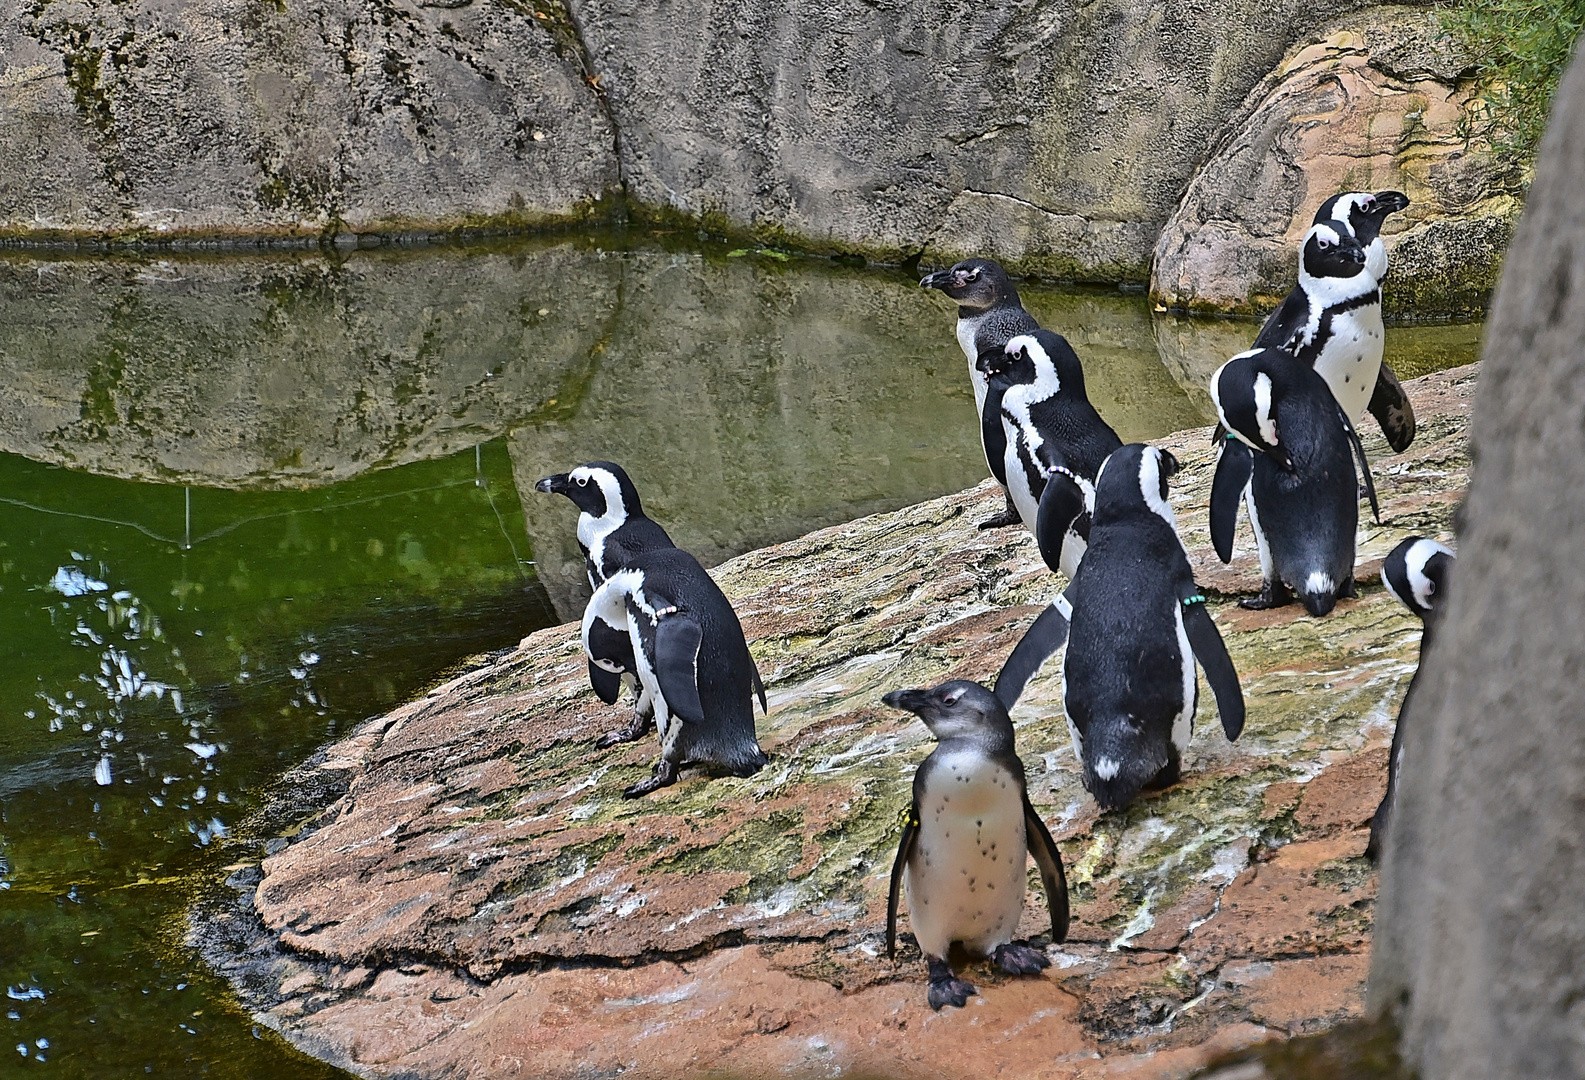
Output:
538,461,765,749
995,444,1245,810
977,329,1123,580
921,258,1042,529
1209,347,1380,615
1253,192,1415,453
1366,535,1455,863
882,679,1069,1009
582,547,769,798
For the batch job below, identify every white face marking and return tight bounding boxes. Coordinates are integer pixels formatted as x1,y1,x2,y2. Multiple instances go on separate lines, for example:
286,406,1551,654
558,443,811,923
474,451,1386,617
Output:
1394,538,1454,612
573,467,629,578
1212,351,1269,452
1001,338,1064,480
1253,373,1277,447
1137,449,1180,537
1171,603,1196,754
1299,224,1377,311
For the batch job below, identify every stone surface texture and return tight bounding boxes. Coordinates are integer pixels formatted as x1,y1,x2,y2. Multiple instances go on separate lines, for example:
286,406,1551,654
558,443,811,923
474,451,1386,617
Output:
0,0,618,240
1149,6,1522,318
1371,44,1585,1080
196,365,1475,1079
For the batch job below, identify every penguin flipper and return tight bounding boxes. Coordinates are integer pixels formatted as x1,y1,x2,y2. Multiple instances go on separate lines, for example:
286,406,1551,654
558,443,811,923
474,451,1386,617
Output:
1251,288,1310,353
1368,362,1416,453
1210,440,1254,565
993,594,1072,711
981,392,1011,488
1034,469,1087,576
1183,600,1245,741
752,665,768,715
887,804,920,960
653,614,706,725
1022,792,1070,944
1339,405,1382,524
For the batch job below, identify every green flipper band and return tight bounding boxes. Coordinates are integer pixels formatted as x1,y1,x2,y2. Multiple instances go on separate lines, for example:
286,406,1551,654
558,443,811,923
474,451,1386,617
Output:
1183,595,1207,607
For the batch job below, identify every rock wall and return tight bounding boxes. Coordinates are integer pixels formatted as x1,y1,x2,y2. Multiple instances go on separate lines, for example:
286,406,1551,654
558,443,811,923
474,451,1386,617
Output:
193,365,1475,1080
1371,44,1585,1080
1150,6,1522,318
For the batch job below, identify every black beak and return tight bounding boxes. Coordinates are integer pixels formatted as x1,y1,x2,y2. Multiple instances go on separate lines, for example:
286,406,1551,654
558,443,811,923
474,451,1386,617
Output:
1158,449,1181,479
535,473,569,495
919,270,950,290
1374,190,1410,215
882,689,929,713
975,347,1002,375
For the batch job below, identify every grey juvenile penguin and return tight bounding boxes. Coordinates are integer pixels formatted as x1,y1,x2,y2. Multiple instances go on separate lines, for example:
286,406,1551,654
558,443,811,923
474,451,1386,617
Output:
882,680,1069,1010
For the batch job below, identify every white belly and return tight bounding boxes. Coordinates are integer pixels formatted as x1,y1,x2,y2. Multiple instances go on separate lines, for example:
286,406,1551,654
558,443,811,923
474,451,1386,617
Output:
905,753,1028,959
1312,307,1383,425
1003,428,1040,533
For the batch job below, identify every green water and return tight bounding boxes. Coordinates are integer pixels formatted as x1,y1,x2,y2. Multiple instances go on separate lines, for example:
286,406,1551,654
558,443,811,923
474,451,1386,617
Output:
0,232,1481,1077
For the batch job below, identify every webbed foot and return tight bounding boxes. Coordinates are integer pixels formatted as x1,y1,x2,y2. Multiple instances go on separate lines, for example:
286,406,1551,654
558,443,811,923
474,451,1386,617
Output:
595,710,654,750
926,957,977,1010
622,758,679,798
1239,581,1294,611
977,507,1023,530
992,942,1051,976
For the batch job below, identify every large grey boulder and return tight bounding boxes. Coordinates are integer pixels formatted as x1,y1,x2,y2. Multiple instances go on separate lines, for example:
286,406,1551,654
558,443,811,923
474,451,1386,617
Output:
1370,41,1585,1080
0,0,617,240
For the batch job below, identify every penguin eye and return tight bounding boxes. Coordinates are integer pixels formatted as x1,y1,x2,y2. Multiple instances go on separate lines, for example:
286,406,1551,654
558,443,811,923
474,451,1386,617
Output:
575,476,589,487
1316,238,1332,250
940,688,965,706
966,268,981,281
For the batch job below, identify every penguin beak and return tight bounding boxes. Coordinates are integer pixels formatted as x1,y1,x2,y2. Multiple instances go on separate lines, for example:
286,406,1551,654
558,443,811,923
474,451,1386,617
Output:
882,689,930,714
975,348,1001,375
1373,190,1410,215
535,473,570,495
919,270,951,290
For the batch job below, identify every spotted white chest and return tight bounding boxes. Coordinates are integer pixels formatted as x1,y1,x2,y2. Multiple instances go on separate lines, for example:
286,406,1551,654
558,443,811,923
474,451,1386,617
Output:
905,751,1028,960
1312,304,1384,426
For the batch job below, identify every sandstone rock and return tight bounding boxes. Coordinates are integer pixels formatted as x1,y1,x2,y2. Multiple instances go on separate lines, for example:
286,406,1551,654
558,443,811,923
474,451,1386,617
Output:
1150,6,1523,318
0,0,617,240
195,365,1477,1078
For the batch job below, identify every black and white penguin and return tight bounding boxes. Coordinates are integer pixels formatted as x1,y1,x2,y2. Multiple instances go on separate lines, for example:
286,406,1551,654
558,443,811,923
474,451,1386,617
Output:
1209,347,1379,615
978,330,1123,579
882,680,1068,1009
997,444,1245,810
1366,535,1455,862
1253,192,1415,452
535,461,676,589
582,548,769,798
921,258,1042,529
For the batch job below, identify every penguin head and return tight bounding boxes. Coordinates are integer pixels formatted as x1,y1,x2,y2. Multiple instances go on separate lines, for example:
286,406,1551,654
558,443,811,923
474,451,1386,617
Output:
1092,444,1180,528
919,259,1017,312
999,330,1087,396
1209,349,1294,469
1314,190,1409,248
1382,536,1455,621
1299,224,1369,282
882,680,1012,743
535,461,643,520
1082,717,1172,811
976,339,1035,384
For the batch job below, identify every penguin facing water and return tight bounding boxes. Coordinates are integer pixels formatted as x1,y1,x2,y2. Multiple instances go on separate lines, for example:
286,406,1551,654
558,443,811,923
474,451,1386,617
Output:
921,258,1041,529
1366,535,1455,862
882,680,1069,1010
978,330,1122,579
1210,346,1380,615
997,444,1245,810
1254,192,1415,453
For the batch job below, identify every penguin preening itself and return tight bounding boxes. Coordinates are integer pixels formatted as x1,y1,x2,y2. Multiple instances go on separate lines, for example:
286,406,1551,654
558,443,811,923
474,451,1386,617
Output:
583,548,769,798
1366,536,1455,863
1253,191,1415,453
882,680,1068,1010
538,461,766,752
920,258,1041,530
1210,347,1380,616
977,330,1122,580
995,444,1245,810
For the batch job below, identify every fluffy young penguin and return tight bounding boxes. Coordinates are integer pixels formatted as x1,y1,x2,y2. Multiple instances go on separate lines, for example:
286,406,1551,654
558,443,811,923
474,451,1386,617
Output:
882,680,1069,1009
1253,192,1415,453
1210,347,1380,615
977,330,1122,579
921,258,1041,529
583,547,769,798
1366,535,1455,863
1000,444,1245,810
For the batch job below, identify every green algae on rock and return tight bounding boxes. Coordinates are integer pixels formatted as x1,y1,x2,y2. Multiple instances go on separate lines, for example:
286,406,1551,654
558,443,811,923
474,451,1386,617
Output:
196,366,1476,1079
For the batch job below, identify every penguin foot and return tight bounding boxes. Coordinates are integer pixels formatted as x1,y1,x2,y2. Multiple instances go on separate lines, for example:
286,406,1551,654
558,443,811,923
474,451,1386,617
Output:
1239,581,1294,611
622,759,679,798
977,507,1023,530
595,711,655,750
926,958,976,1010
992,943,1051,976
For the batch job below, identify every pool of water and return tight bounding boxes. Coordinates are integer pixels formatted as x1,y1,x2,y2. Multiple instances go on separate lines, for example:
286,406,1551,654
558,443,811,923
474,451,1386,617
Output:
0,232,1481,1077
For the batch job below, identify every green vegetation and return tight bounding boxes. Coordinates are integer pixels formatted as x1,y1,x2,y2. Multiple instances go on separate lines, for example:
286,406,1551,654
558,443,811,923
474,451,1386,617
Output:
1441,0,1585,163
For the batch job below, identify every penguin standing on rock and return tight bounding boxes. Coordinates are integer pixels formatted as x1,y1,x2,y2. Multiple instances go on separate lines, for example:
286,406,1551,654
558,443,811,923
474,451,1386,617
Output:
1254,192,1415,453
583,548,769,798
1366,536,1455,862
1210,346,1380,616
882,680,1068,1009
978,329,1122,580
921,258,1041,529
997,444,1245,810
